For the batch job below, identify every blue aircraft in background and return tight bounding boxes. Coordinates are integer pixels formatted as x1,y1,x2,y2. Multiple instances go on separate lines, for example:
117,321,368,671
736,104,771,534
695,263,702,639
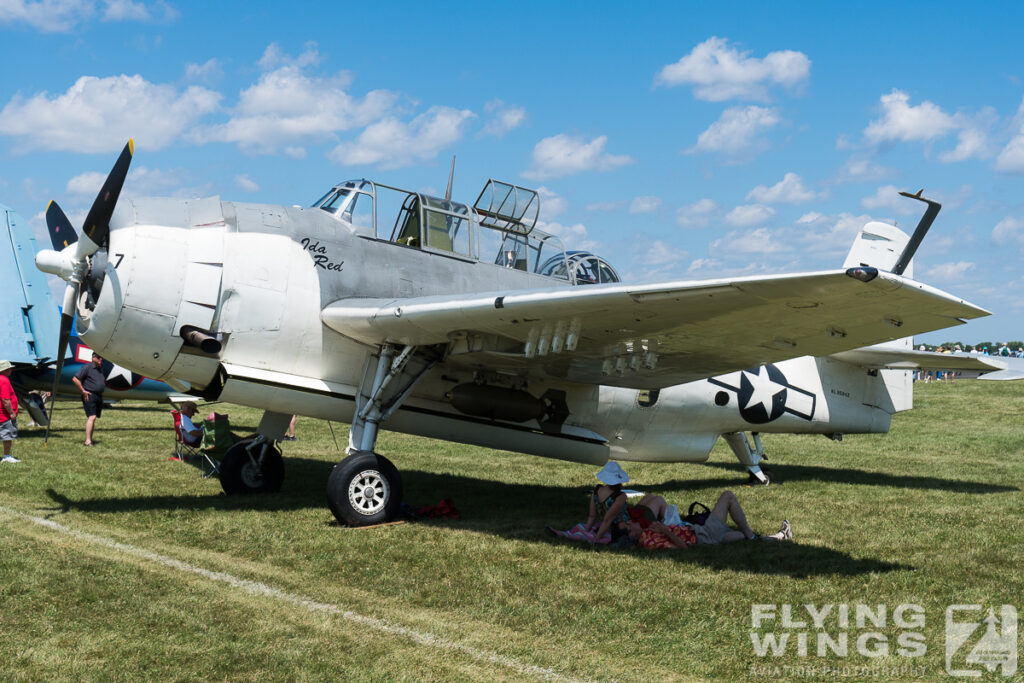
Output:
2,201,185,427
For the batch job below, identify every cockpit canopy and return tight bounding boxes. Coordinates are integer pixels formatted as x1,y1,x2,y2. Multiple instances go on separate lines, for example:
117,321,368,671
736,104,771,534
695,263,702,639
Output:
312,178,619,286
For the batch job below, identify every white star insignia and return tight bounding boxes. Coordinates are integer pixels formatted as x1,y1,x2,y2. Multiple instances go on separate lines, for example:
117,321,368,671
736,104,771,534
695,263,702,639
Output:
105,364,135,387
743,366,785,414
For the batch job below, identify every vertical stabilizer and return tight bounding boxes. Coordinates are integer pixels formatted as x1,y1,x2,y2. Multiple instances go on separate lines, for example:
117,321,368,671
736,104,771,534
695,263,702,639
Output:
843,220,914,411
842,221,912,277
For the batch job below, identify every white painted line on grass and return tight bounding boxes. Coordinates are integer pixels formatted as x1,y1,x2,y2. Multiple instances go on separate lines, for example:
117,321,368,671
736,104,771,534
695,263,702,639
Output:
1,506,588,683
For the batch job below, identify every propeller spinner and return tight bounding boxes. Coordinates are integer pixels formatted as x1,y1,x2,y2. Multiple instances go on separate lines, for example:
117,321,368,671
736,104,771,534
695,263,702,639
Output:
34,140,134,444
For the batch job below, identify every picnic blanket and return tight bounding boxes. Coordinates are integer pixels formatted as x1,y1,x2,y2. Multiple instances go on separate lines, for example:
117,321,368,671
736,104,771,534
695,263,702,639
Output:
545,523,612,544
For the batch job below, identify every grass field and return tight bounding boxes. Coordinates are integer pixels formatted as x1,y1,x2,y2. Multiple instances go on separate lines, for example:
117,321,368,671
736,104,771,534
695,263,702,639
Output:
1,380,1021,681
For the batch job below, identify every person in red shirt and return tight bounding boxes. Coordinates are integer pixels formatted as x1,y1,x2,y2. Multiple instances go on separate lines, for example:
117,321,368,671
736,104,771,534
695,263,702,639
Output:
0,360,20,464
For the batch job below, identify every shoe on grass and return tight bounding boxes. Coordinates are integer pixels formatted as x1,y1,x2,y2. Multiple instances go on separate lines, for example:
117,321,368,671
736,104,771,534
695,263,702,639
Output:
1,455,20,464
779,519,793,540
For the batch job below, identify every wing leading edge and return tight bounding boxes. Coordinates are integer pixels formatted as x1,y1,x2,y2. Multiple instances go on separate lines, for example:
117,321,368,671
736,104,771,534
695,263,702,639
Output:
321,269,989,389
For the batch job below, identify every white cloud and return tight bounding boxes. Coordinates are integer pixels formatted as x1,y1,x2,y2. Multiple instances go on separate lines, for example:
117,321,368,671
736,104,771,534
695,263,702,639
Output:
538,220,599,252
643,240,688,266
330,106,475,169
710,227,785,255
690,105,780,159
995,97,1024,173
629,196,661,214
481,99,526,137
654,37,810,101
939,127,989,163
864,90,956,144
860,185,916,215
0,0,173,32
835,157,893,184
0,0,92,31
725,203,774,227
0,75,220,153
992,216,1024,246
925,261,975,280
235,175,259,192
798,213,873,256
746,172,818,204
185,58,222,84
64,165,209,202
65,171,107,196
258,42,322,70
196,50,398,155
687,257,722,274
523,134,633,180
102,0,175,22
536,186,567,220
675,198,718,229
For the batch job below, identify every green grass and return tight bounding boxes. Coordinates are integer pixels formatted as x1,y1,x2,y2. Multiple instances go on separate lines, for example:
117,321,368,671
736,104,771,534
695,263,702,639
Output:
1,380,1021,681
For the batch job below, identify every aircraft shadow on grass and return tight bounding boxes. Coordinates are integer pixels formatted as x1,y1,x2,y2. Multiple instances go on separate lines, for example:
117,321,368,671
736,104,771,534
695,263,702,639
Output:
45,464,909,577
649,461,1019,495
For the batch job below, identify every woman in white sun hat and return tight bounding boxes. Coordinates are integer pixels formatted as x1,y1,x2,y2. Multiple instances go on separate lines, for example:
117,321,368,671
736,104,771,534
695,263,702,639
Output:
584,461,669,542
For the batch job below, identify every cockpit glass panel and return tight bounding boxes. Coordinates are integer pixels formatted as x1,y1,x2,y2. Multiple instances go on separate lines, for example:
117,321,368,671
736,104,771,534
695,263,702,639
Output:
343,191,374,233
317,189,352,214
421,196,472,256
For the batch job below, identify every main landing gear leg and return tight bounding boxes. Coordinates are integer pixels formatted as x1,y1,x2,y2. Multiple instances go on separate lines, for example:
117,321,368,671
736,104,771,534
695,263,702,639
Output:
220,410,289,495
722,431,775,485
326,343,442,526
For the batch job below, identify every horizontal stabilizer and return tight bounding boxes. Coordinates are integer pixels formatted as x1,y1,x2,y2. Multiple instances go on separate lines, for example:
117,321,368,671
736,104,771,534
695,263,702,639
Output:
976,356,1024,381
829,347,1005,373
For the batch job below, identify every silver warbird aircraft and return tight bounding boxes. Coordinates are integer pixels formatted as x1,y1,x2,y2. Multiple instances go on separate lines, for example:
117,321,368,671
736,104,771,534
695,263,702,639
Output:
34,141,996,526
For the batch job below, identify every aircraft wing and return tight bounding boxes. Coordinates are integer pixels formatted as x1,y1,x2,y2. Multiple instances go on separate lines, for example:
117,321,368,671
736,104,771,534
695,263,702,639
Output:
829,347,1005,372
321,268,989,389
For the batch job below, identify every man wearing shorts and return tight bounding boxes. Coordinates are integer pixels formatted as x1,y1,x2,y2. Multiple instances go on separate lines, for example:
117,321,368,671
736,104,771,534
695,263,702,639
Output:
631,490,793,549
72,353,106,446
0,360,19,463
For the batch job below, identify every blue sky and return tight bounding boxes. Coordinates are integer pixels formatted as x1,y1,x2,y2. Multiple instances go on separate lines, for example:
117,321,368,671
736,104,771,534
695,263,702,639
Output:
2,1,1023,344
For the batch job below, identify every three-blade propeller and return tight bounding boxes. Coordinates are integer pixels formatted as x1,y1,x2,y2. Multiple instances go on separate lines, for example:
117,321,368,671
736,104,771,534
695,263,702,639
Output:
40,140,134,445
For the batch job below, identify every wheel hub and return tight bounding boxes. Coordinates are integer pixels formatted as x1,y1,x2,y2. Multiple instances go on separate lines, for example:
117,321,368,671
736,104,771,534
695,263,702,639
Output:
240,459,264,489
348,469,388,516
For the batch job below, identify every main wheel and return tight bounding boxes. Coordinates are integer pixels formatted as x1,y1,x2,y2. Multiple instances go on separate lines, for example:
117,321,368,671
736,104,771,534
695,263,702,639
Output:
326,451,402,526
219,440,284,495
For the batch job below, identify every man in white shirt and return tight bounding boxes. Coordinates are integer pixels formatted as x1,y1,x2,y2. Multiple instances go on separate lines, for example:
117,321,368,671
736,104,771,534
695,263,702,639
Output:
178,402,203,446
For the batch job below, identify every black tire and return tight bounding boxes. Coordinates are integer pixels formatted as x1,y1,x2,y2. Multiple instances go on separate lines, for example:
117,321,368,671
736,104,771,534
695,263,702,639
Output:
219,439,284,495
326,451,402,526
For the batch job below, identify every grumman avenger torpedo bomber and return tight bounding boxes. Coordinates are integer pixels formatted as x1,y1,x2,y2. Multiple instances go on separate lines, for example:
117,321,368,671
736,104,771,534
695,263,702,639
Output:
34,140,999,526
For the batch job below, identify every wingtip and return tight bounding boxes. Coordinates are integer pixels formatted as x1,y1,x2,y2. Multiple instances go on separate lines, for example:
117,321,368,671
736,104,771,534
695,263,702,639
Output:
128,138,134,155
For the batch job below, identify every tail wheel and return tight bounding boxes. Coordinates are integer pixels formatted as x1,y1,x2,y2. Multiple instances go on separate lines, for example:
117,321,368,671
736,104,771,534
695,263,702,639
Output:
326,451,402,526
219,440,284,495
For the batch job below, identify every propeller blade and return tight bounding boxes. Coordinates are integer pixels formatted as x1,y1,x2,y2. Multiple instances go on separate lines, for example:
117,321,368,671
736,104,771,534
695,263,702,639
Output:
43,283,80,446
81,139,134,249
45,200,78,251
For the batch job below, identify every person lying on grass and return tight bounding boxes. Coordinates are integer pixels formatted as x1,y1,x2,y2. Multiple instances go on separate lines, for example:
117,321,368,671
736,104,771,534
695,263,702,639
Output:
627,491,792,550
572,461,792,545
